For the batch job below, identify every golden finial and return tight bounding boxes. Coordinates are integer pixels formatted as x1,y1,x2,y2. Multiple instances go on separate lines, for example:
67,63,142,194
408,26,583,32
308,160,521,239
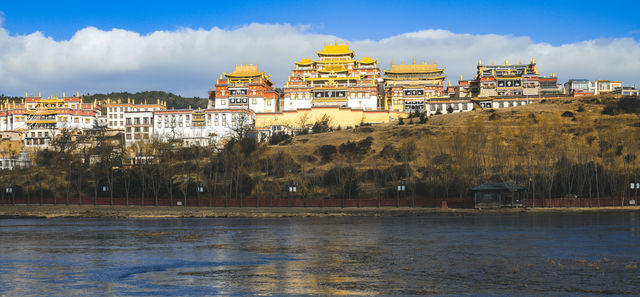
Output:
128,97,131,104
460,74,463,81
531,57,535,64
434,59,437,65
478,59,482,65
38,91,41,97
76,92,80,97
504,59,509,66
25,91,28,98
63,91,65,97
412,58,415,64
144,99,147,104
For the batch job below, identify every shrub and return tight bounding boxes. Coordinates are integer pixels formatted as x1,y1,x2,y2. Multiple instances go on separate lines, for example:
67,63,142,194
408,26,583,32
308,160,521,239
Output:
318,145,337,163
602,105,616,115
379,144,397,160
618,97,640,114
561,111,574,117
268,132,291,145
312,115,332,133
447,106,454,114
339,137,373,160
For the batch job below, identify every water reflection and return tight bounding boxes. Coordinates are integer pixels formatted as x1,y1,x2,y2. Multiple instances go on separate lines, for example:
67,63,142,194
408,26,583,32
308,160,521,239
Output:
0,213,639,295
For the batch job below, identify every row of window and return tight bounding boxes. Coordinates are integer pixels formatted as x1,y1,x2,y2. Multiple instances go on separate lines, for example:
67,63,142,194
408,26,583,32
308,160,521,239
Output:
429,103,470,111
126,127,150,133
107,107,152,113
28,131,50,138
125,117,151,125
217,99,272,106
125,133,151,140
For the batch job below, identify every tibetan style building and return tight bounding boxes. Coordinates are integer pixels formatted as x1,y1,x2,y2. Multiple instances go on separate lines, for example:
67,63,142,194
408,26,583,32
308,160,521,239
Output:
283,43,382,111
209,64,279,113
0,92,101,148
383,60,447,112
458,58,560,98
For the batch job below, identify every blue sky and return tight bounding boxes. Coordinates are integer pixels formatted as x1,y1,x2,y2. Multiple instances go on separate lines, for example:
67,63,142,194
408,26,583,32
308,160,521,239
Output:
0,0,639,96
2,0,639,45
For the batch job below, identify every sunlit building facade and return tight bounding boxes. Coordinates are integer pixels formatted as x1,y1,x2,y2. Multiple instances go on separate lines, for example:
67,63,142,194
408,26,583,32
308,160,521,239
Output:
383,60,447,112
283,43,382,111
209,64,279,113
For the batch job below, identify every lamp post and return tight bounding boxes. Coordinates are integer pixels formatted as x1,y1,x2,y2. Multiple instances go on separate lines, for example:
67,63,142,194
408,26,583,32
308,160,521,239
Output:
631,182,639,206
288,181,297,207
397,179,406,207
6,185,14,205
101,185,110,205
197,183,205,207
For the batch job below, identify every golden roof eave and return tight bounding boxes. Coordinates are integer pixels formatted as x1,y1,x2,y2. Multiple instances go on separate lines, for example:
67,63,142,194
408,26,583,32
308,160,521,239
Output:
316,43,354,56
224,64,266,78
384,76,447,80
384,70,445,75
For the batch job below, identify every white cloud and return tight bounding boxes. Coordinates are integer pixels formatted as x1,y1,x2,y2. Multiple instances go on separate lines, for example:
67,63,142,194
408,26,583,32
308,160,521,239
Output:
0,24,639,97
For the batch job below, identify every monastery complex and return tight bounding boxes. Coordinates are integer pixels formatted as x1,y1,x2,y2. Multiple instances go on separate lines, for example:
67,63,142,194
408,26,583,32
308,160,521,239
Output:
1,42,638,167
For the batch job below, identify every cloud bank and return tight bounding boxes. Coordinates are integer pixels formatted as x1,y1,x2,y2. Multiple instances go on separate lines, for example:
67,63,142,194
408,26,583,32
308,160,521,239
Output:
0,23,639,97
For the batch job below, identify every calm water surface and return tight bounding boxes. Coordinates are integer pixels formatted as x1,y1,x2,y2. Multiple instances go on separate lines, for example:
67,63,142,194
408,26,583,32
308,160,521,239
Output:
1,212,639,296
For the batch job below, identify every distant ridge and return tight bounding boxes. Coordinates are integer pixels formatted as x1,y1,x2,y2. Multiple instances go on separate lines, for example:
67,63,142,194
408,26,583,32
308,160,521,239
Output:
83,91,208,109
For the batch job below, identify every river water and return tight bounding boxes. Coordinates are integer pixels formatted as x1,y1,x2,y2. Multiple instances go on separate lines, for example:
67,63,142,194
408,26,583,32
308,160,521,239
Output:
1,212,639,296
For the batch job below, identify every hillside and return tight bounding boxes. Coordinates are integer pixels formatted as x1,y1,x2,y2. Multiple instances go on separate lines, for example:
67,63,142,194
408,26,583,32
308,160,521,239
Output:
2,95,639,207
263,95,640,201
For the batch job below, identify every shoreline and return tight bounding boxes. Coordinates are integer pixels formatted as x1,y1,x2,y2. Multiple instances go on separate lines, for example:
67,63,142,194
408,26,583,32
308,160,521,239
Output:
1,204,639,219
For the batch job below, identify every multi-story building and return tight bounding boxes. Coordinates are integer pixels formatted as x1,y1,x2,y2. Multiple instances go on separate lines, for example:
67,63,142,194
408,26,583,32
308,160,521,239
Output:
153,109,253,146
209,64,279,113
564,79,592,96
614,86,639,96
383,60,447,112
426,99,474,116
124,111,155,146
283,43,381,111
458,58,559,98
104,99,166,130
589,80,622,95
565,79,625,96
1,93,101,148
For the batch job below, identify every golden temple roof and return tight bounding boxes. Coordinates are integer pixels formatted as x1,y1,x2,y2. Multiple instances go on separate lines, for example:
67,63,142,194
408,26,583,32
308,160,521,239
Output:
359,56,377,64
295,58,313,65
224,64,264,78
385,61,443,74
316,42,354,56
